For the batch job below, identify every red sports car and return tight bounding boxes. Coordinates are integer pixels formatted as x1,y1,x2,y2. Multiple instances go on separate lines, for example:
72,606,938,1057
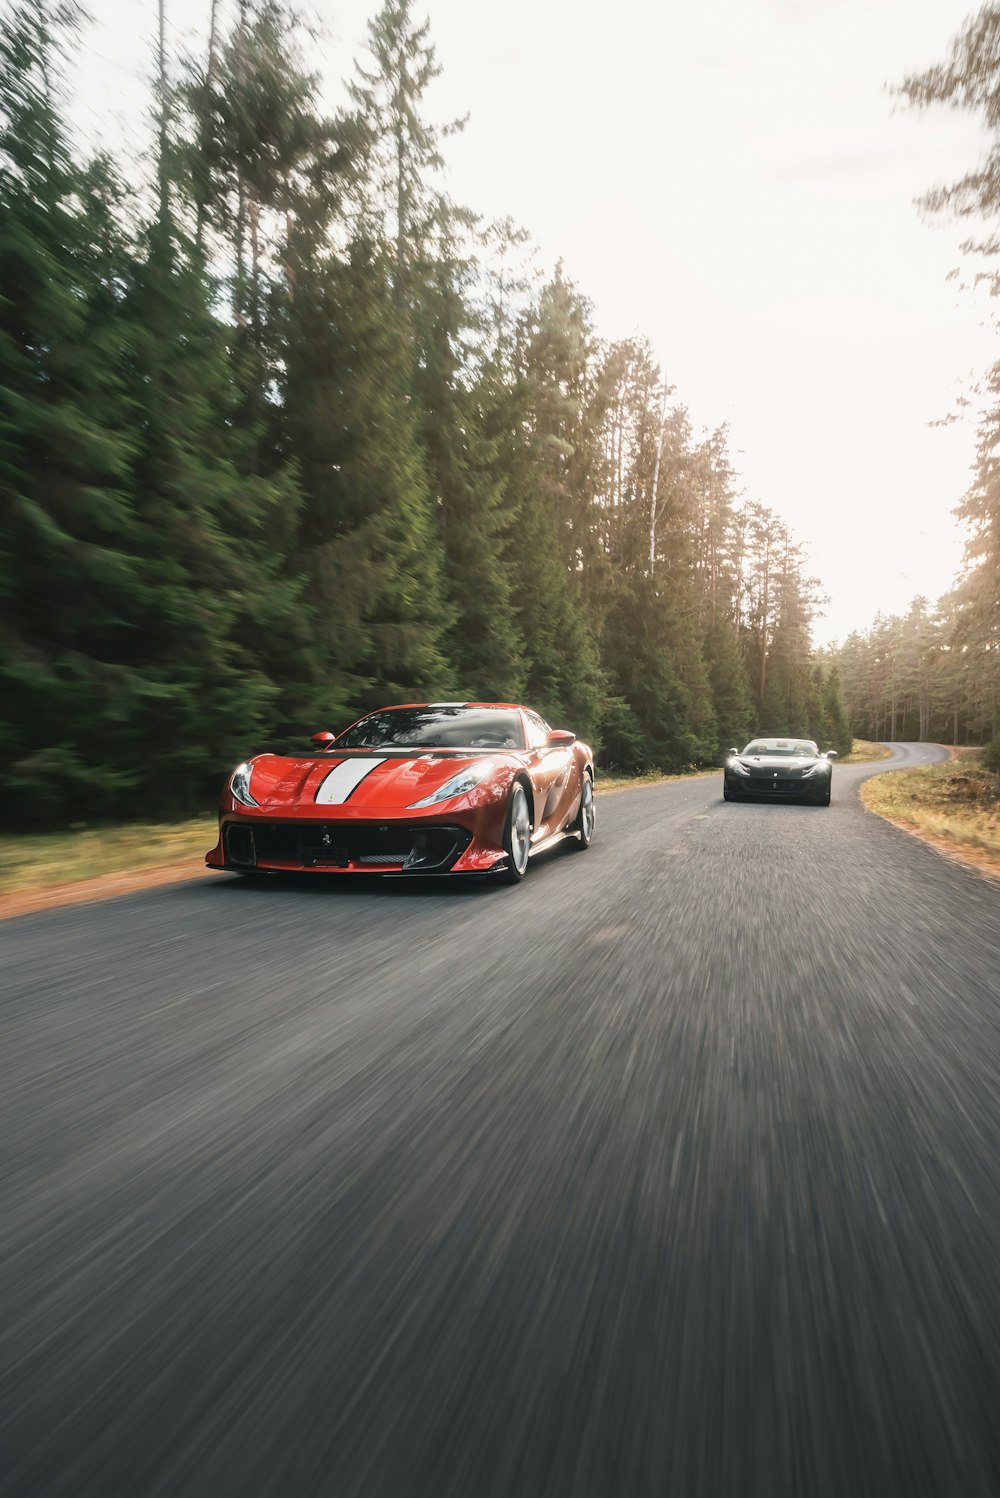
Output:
206,702,596,884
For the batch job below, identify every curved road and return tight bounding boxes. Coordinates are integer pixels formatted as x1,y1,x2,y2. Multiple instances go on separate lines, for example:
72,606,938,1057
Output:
4,743,1000,1496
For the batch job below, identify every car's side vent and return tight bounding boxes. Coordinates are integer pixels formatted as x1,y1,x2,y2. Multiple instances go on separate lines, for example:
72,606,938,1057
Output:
225,824,256,866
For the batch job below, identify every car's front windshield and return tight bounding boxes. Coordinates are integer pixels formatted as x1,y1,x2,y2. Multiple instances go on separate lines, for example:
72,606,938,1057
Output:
333,706,525,751
742,741,818,758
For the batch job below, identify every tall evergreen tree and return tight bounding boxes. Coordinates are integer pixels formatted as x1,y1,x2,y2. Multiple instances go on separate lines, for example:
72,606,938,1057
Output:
349,0,463,316
115,0,317,801
283,240,454,707
412,208,525,698
0,4,142,816
493,292,604,735
821,666,852,757
704,613,754,749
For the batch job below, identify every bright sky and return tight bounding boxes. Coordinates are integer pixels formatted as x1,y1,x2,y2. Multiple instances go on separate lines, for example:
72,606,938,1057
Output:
69,0,997,643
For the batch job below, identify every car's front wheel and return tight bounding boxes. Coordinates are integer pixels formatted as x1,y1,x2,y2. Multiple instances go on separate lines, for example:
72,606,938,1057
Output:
499,782,532,883
566,772,595,850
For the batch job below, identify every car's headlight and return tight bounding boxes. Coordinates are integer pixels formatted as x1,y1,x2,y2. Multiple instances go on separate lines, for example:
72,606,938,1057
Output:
801,762,831,778
730,760,750,776
230,762,259,807
409,763,490,808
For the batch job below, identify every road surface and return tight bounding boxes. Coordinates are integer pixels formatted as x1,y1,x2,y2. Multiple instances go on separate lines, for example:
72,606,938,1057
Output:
4,742,1000,1496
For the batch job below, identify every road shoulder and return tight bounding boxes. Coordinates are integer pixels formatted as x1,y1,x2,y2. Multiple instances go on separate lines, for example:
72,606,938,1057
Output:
860,749,1000,887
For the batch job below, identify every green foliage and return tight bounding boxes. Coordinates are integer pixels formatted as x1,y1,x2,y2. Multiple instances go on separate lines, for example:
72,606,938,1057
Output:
0,0,832,824
496,305,604,737
983,733,1000,774
704,613,754,749
0,6,142,813
283,241,454,708
598,577,700,771
409,208,526,700
821,666,853,757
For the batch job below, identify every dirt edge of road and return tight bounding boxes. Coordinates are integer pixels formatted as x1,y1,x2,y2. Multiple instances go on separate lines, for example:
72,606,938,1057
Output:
0,861,224,922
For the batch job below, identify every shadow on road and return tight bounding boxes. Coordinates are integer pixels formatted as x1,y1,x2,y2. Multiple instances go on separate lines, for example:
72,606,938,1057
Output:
200,843,579,902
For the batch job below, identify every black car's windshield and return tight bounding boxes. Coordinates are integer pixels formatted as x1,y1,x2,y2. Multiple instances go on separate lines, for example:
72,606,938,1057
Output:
742,740,818,758
333,706,525,751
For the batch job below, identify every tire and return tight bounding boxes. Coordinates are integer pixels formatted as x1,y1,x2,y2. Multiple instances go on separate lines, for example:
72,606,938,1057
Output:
499,782,532,883
724,785,733,801
566,772,595,850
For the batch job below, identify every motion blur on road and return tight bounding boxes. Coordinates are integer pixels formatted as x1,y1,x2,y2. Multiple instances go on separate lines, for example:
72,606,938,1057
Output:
4,745,1000,1496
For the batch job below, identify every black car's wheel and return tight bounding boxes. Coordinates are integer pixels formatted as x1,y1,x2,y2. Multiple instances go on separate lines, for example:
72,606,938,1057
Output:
818,786,831,806
723,783,735,801
566,772,595,850
499,782,532,883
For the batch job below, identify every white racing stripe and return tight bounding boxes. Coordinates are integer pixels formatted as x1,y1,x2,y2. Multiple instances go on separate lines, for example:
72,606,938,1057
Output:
314,757,386,804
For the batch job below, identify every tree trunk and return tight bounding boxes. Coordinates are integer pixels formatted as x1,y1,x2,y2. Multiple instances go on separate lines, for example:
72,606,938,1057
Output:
648,386,668,573
233,0,248,322
156,0,169,229
249,189,260,335
194,0,219,256
758,539,770,704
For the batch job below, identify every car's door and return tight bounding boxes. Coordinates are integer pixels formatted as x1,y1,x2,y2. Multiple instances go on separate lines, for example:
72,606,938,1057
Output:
523,710,574,835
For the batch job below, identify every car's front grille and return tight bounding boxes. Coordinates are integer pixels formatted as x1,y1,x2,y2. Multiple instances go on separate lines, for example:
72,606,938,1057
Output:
227,822,472,872
747,768,805,781
745,778,807,793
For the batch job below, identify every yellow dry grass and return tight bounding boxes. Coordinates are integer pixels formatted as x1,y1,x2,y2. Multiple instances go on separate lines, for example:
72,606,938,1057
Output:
0,818,217,897
861,757,1000,879
595,767,716,795
840,740,892,764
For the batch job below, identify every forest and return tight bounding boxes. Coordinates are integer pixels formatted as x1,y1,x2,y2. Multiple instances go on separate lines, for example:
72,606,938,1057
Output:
834,7,1000,771
2,0,859,827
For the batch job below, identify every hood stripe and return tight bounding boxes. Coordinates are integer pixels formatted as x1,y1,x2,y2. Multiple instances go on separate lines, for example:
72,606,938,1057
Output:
315,757,386,804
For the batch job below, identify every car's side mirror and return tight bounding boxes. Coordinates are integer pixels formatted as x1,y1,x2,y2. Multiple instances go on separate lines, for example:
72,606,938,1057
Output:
825,750,838,760
546,729,576,746
311,731,336,748
728,747,739,757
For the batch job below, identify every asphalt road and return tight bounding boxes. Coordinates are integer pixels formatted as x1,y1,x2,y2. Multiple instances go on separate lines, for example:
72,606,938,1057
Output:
4,742,1000,1497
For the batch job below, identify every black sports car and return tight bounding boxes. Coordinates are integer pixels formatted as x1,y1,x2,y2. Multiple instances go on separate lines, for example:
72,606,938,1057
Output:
723,738,837,806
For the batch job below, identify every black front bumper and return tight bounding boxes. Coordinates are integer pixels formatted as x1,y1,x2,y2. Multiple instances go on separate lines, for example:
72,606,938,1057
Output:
224,820,473,873
725,775,825,800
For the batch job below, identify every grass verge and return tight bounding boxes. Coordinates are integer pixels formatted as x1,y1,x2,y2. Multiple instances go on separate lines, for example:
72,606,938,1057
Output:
0,768,710,908
0,818,217,898
860,754,1000,881
840,739,892,764
595,767,716,795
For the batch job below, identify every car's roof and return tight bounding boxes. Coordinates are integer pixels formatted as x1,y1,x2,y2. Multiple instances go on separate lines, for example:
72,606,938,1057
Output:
743,737,818,750
370,702,528,712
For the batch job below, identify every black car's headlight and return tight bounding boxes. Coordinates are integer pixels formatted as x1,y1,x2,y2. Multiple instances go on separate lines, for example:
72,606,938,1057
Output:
229,761,259,807
729,760,750,776
801,762,831,779
409,763,490,808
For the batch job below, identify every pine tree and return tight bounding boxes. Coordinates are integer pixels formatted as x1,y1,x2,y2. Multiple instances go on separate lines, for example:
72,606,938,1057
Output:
349,0,463,316
0,4,143,818
704,613,754,750
821,665,852,757
412,209,526,699
491,297,604,735
599,576,697,770
283,240,454,707
523,268,602,575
